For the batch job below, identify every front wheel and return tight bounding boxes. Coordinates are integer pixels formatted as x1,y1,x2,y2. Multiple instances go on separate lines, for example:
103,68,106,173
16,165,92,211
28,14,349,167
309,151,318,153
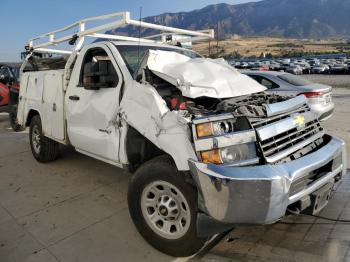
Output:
128,155,207,257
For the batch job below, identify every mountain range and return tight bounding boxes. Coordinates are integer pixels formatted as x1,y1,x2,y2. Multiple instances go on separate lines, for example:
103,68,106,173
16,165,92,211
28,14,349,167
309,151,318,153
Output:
111,0,350,39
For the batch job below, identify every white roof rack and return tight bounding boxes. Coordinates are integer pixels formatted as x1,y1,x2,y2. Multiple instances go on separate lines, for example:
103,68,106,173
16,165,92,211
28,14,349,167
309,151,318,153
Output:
27,11,214,55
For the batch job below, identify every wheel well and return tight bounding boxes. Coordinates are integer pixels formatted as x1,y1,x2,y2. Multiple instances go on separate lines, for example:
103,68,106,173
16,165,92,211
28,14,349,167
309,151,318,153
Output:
9,89,19,105
126,126,167,172
25,110,39,127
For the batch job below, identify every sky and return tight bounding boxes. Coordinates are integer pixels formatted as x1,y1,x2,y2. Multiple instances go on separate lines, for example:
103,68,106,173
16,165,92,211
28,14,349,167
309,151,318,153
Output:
0,0,260,61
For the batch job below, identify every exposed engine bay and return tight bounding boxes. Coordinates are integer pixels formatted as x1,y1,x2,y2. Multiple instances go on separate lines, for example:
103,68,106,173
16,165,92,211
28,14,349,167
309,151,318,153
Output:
135,50,292,119
141,67,290,119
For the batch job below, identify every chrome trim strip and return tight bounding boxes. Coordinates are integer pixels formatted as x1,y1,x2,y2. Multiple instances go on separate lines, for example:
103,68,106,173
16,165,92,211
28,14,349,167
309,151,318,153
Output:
256,110,318,141
194,130,256,152
265,95,307,117
265,130,325,163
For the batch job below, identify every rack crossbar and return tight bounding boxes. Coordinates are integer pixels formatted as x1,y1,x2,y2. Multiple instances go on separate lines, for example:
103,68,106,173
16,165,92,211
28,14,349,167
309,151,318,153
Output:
27,11,214,54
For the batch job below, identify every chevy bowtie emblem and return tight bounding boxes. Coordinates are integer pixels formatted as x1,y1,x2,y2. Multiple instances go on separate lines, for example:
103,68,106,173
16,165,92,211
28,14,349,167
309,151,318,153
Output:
294,115,305,127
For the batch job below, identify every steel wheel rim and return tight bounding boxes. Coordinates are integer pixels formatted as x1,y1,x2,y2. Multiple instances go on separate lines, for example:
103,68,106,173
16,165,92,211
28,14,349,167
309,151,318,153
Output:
141,181,191,240
32,125,41,154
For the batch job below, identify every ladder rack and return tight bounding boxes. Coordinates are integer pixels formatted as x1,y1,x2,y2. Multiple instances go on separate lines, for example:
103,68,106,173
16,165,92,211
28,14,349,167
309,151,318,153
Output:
27,11,214,55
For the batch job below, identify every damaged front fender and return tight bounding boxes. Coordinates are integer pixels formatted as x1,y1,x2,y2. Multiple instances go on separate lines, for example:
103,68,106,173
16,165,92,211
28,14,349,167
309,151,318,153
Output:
120,81,197,170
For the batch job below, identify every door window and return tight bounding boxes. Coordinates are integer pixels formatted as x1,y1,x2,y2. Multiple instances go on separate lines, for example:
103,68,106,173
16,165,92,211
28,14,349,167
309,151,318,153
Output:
249,75,279,89
260,77,279,89
79,48,119,89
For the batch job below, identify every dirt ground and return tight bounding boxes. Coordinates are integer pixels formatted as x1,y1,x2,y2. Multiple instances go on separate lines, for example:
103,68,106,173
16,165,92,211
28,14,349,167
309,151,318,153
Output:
193,37,350,58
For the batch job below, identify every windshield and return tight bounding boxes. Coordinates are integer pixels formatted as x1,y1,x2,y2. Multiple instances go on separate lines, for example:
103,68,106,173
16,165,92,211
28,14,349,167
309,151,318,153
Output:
115,45,201,77
278,73,312,86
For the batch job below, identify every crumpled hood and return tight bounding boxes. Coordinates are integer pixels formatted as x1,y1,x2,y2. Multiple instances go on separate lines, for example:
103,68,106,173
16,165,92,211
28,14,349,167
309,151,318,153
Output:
141,50,266,99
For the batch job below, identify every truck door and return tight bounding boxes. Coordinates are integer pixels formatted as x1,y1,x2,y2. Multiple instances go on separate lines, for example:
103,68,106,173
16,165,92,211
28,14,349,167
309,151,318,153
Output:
65,45,123,162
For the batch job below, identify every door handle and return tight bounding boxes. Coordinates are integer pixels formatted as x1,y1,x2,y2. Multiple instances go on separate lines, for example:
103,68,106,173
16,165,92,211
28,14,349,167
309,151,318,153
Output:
69,95,80,101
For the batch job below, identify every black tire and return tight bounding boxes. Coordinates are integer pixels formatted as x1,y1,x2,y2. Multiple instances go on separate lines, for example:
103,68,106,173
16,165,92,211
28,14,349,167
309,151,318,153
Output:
29,115,59,162
128,155,207,257
8,103,24,132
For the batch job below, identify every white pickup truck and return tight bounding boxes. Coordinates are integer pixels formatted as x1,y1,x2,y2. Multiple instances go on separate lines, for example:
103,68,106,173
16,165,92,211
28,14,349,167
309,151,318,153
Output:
18,12,347,257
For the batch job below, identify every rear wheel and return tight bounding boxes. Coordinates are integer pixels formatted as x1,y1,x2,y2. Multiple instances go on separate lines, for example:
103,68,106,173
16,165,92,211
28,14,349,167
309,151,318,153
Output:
8,103,24,132
29,115,59,162
128,155,207,257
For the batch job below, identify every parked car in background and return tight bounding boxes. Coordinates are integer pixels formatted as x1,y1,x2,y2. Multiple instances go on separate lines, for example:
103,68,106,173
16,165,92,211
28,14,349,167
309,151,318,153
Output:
230,56,349,75
311,64,330,74
269,61,282,71
285,64,303,75
0,64,23,131
330,63,348,74
295,60,311,74
0,82,9,108
243,71,335,121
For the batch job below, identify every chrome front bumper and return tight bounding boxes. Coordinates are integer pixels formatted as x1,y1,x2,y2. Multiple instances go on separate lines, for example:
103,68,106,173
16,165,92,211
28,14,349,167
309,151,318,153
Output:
189,136,347,224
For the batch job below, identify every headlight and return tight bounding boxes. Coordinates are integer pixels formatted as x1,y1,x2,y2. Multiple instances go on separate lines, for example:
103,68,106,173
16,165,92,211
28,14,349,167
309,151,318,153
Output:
196,120,235,138
194,116,258,165
200,143,257,165
220,143,257,164
212,121,234,136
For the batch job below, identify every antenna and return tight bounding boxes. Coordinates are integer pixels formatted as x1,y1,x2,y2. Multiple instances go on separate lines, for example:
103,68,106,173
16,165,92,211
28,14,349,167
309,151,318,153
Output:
137,7,142,69
216,22,219,57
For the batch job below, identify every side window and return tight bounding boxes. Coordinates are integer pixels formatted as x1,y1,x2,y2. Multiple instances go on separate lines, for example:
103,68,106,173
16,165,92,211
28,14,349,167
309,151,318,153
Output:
252,76,279,89
260,77,279,89
248,75,260,82
79,48,119,89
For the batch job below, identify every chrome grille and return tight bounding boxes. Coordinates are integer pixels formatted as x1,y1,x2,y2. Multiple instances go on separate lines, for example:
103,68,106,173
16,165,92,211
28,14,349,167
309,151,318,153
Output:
251,104,310,129
250,104,324,163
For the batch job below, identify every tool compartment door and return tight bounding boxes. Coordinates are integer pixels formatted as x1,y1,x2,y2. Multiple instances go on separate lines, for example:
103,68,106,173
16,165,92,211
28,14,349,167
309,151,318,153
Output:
42,70,65,141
